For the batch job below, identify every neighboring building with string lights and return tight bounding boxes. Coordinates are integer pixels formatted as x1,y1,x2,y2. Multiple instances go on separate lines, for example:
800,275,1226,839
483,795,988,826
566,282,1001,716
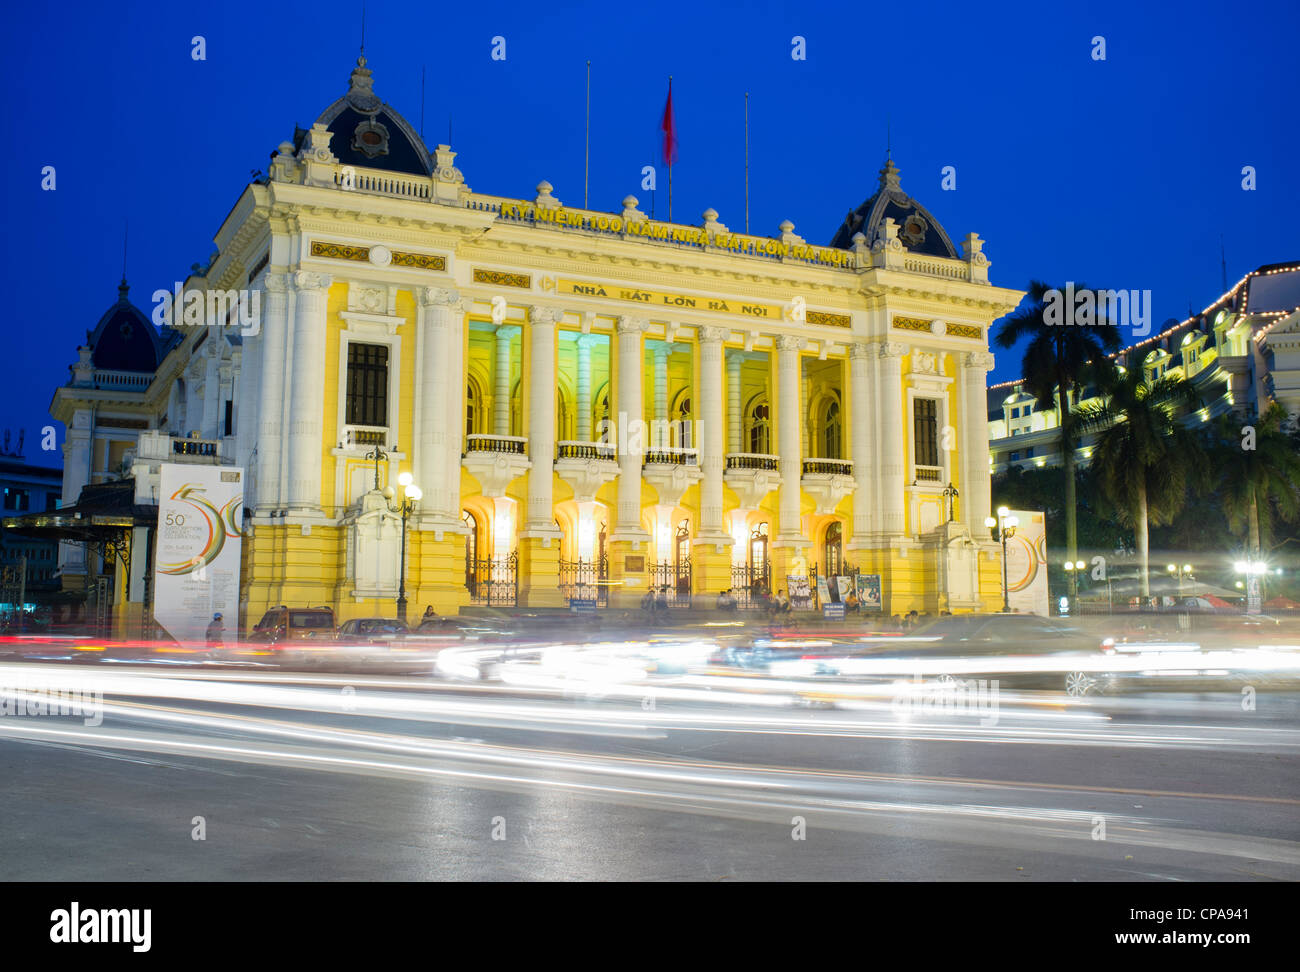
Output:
988,261,1300,474
20,54,1027,632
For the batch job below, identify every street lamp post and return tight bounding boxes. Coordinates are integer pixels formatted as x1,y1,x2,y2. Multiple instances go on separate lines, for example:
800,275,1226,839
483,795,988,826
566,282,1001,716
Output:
364,445,388,492
942,482,959,523
1063,559,1085,614
1234,560,1268,615
985,507,1019,613
1166,562,1194,599
383,472,422,624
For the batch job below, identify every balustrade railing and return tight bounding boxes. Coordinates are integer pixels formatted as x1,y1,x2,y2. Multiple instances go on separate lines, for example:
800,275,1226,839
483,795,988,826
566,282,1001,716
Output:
725,453,779,471
465,434,528,456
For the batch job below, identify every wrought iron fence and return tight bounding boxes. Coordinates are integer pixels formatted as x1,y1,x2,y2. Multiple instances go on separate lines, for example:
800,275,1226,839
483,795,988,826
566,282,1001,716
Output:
730,563,771,610
648,559,692,607
466,552,518,606
558,556,609,607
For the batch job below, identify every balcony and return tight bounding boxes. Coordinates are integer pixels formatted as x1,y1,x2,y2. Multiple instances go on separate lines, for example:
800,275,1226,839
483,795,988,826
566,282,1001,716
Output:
725,453,779,471
914,465,943,484
642,446,702,508
135,430,225,465
465,434,527,456
643,446,699,467
557,441,616,461
801,457,855,515
340,425,390,450
724,453,782,509
554,440,619,503
461,434,530,498
92,369,153,392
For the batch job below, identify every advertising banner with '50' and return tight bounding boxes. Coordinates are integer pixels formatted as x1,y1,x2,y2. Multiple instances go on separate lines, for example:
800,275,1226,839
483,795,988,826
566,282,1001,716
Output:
153,464,244,645
1006,509,1049,617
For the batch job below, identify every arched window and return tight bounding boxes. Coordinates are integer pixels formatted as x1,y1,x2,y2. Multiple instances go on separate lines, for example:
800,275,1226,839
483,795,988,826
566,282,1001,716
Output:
825,521,843,576
466,380,481,438
462,510,479,593
673,394,692,448
747,400,771,454
824,400,841,459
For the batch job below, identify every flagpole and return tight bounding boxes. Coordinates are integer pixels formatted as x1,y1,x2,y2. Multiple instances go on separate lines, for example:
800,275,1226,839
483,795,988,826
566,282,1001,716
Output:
744,91,750,235
584,60,591,209
668,76,673,223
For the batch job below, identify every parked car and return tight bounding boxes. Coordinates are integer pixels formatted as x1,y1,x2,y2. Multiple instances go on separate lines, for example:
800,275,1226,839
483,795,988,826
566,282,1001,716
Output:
249,606,336,645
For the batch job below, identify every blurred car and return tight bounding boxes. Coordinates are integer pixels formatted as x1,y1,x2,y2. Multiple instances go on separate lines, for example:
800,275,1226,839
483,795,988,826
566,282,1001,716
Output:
792,614,1117,695
335,617,409,644
248,606,336,646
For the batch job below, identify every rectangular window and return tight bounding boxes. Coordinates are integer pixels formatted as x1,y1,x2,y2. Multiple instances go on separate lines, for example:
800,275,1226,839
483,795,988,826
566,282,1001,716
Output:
224,400,234,437
913,398,939,468
346,343,389,427
3,488,30,512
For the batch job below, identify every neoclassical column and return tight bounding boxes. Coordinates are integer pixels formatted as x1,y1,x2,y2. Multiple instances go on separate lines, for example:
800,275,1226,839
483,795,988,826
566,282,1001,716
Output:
697,327,728,538
775,335,805,541
493,325,517,436
727,350,742,454
444,291,468,520
255,272,290,511
848,341,876,539
962,351,996,534
653,345,670,447
877,340,906,535
576,334,597,442
286,271,332,514
800,370,811,456
612,316,650,541
521,306,561,536
418,287,460,520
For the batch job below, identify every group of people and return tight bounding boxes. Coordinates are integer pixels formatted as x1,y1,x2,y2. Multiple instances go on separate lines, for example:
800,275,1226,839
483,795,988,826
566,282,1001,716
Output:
641,587,674,618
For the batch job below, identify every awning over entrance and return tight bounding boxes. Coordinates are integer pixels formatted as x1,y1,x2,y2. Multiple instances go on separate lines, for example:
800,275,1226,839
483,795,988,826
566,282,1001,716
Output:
2,479,155,570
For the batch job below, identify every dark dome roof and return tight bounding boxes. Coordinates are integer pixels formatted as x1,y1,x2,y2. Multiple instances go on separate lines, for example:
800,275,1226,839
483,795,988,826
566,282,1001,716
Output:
298,56,432,177
829,159,958,258
88,281,164,372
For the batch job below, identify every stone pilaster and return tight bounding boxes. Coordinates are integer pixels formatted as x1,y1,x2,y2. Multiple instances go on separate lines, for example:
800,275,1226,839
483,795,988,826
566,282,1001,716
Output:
286,271,331,515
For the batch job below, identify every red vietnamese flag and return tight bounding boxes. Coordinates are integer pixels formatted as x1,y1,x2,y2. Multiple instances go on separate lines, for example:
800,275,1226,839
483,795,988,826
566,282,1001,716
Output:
660,79,678,165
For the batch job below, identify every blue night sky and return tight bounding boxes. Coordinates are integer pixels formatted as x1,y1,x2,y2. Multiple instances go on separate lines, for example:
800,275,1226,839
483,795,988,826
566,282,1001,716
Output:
4,0,1297,470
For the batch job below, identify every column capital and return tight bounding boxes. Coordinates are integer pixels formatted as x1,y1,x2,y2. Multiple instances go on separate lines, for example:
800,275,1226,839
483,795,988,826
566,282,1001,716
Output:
528,305,562,326
963,350,996,372
265,271,291,293
774,334,805,353
292,270,332,292
616,315,648,334
699,325,728,345
495,323,521,339
875,339,906,359
575,332,601,349
848,340,873,360
420,286,463,308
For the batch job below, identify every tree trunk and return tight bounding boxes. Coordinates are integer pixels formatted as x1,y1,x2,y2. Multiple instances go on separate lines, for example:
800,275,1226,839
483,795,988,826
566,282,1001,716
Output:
1136,476,1150,600
1247,484,1261,560
1059,383,1078,591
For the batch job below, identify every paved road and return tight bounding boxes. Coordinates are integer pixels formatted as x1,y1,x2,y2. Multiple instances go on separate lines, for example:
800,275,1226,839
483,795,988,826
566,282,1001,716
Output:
0,657,1297,880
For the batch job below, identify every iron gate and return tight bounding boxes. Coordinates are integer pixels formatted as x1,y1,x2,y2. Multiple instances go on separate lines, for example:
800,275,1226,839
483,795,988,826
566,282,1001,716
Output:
466,552,518,607
559,556,609,607
648,558,692,607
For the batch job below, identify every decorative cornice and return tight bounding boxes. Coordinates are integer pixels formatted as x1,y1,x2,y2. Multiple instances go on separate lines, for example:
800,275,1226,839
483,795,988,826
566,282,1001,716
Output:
806,310,851,328
876,340,906,359
774,334,805,353
473,268,531,289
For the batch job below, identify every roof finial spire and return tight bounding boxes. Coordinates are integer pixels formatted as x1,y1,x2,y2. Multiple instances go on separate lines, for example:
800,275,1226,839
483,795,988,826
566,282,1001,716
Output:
119,219,129,300
886,113,891,161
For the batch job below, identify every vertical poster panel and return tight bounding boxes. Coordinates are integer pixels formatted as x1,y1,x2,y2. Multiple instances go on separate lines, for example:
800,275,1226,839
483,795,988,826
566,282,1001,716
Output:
855,574,882,611
154,464,244,645
1006,509,1049,616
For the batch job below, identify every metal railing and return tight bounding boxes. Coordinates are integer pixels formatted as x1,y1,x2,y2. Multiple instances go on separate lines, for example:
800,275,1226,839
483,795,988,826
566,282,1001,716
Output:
730,563,772,610
173,438,220,458
465,434,528,456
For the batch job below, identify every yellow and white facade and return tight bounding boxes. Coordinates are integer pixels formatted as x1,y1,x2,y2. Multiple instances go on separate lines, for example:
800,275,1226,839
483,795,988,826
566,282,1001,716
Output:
151,56,1026,627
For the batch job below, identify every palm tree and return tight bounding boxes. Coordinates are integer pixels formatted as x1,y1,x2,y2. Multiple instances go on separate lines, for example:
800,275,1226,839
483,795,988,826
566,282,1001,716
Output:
1076,367,1205,598
1212,402,1300,562
994,282,1122,600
